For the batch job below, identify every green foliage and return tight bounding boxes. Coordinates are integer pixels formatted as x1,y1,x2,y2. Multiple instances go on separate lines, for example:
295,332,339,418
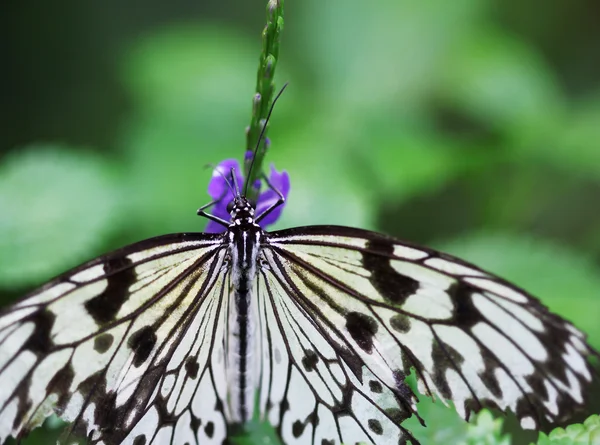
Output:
535,415,600,445
1,0,599,444
0,147,119,286
463,411,511,445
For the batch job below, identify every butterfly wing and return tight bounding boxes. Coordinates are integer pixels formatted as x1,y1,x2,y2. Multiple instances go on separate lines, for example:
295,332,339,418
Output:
255,264,419,445
0,233,230,445
260,225,597,444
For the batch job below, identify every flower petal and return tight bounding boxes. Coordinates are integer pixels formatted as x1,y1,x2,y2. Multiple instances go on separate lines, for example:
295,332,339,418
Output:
207,159,243,200
205,159,244,233
255,165,290,228
205,159,290,232
205,219,227,233
267,163,291,196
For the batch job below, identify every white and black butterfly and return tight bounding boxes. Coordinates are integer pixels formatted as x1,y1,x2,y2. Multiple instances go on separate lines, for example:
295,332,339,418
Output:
0,162,598,445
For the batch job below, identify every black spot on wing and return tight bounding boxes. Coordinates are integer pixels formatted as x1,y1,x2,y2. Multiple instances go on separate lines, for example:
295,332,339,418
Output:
536,321,572,386
338,348,364,381
389,314,411,333
321,440,335,445
85,256,135,325
190,414,201,434
23,310,55,354
128,326,157,367
479,362,503,399
95,390,119,430
525,373,549,404
94,333,114,353
367,418,383,435
449,281,481,329
302,350,319,372
292,420,304,438
345,312,378,354
430,339,465,399
185,357,199,380
205,421,215,438
515,395,541,430
46,363,75,410
133,435,146,445
369,380,383,393
363,240,419,306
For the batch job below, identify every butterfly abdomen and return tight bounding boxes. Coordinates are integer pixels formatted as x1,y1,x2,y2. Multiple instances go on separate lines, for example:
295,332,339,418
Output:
226,225,262,424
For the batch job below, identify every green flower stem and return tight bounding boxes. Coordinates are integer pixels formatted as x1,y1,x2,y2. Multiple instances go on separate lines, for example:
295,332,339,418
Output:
244,0,284,201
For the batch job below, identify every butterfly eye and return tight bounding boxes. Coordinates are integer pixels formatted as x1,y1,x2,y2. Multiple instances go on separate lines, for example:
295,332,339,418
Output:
226,200,235,213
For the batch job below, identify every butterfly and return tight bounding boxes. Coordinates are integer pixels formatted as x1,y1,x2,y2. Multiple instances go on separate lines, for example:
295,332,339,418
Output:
0,152,598,445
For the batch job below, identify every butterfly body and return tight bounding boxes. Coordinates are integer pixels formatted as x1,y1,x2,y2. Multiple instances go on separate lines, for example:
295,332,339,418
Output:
225,197,263,424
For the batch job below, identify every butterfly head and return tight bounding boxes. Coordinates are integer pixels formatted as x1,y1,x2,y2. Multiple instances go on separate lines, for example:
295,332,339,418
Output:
226,196,258,227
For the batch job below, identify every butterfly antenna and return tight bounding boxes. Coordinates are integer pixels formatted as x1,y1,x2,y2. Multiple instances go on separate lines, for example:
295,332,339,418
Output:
230,167,241,198
244,82,289,197
206,162,235,198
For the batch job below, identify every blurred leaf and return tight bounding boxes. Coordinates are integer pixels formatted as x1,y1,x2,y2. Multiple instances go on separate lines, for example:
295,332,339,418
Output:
268,119,375,230
518,93,600,180
118,25,275,237
119,114,222,237
0,146,119,287
437,233,600,349
121,24,256,121
535,415,600,445
361,117,500,201
439,27,564,140
8,416,66,445
294,0,489,110
270,106,500,233
462,410,511,445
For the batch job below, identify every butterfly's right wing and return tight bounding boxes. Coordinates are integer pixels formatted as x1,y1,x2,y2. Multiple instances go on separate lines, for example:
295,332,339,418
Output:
0,233,230,445
257,225,598,445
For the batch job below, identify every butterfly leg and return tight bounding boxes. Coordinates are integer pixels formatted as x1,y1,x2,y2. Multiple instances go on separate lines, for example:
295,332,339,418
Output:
197,196,231,228
255,173,285,224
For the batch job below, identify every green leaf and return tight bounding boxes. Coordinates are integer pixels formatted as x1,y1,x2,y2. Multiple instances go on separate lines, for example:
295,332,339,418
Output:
118,25,265,237
520,93,600,179
439,27,564,140
437,233,600,349
120,24,257,123
294,0,488,110
0,146,119,287
535,415,600,445
268,120,375,230
403,396,467,445
462,410,511,445
360,118,498,201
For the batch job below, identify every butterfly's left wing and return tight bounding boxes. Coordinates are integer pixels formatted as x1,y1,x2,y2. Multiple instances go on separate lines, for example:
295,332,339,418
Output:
258,225,598,445
0,233,231,445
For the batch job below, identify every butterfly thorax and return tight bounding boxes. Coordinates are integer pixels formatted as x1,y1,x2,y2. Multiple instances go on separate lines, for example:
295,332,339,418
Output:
225,196,263,423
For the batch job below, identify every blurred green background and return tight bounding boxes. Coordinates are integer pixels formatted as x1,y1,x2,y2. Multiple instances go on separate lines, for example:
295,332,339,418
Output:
1,0,600,444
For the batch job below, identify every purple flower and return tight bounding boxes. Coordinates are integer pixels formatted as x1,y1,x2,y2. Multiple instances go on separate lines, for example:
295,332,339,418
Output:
204,157,290,233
